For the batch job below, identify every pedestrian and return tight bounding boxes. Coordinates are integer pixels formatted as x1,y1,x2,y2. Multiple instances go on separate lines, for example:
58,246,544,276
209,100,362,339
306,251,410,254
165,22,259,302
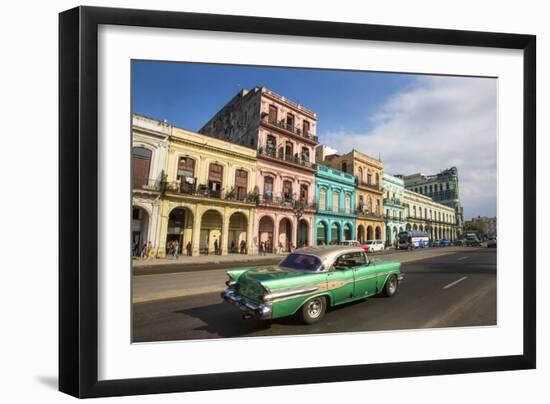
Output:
240,239,246,254
214,239,219,255
230,241,236,253
173,240,179,259
146,241,153,260
186,241,192,256
260,241,265,256
167,240,173,256
140,242,147,259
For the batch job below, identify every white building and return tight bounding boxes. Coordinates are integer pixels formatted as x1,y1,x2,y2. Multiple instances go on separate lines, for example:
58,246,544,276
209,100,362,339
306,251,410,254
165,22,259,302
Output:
131,114,170,256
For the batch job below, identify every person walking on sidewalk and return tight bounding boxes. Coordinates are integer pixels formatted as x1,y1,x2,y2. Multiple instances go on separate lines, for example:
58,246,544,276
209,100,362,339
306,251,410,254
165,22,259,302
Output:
186,241,192,256
259,241,265,256
140,242,147,260
173,240,179,259
214,239,219,255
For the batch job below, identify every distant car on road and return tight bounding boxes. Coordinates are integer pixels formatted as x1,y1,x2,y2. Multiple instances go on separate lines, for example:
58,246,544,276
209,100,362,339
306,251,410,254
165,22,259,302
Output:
486,238,497,248
434,238,452,247
364,239,385,253
221,246,402,324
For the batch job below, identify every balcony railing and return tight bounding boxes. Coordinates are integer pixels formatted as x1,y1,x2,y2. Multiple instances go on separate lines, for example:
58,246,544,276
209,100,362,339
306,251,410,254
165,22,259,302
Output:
354,209,383,219
258,146,314,169
132,177,163,192
356,179,382,191
383,198,404,207
259,194,316,210
315,204,355,216
262,116,318,142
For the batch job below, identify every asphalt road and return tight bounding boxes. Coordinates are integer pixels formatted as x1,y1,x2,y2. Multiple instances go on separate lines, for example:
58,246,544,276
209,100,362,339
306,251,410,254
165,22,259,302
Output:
132,248,496,343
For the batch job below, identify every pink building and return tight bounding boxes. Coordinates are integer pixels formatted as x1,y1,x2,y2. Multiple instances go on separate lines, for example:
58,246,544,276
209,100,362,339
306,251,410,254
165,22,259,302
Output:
199,87,319,252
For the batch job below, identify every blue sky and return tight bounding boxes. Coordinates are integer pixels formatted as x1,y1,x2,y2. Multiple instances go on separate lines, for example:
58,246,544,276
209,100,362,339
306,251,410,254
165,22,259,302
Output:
132,61,497,219
132,61,414,135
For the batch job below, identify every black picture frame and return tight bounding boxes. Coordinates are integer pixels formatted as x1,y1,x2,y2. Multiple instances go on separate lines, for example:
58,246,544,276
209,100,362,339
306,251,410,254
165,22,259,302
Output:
59,5,536,398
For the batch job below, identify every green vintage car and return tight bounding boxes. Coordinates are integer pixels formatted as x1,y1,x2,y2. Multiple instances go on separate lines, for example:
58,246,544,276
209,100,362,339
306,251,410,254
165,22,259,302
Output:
221,245,402,324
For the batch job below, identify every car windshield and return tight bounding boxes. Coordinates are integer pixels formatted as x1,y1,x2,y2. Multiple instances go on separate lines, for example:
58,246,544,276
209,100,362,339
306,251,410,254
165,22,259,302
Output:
280,254,324,272
366,241,374,245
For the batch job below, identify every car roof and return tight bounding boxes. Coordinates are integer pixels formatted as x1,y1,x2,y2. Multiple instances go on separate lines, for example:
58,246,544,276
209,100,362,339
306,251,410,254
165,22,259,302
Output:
293,245,366,264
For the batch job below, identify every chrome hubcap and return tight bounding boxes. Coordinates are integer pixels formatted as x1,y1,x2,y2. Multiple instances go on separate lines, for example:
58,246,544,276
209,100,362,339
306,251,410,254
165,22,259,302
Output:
307,299,322,318
388,278,396,293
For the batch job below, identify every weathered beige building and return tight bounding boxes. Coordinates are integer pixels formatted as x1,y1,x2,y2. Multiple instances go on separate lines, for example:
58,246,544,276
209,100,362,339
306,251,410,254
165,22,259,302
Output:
321,149,385,242
403,189,457,240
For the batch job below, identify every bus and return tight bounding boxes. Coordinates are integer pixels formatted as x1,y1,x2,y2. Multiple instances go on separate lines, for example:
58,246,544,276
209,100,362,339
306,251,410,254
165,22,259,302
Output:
398,230,430,249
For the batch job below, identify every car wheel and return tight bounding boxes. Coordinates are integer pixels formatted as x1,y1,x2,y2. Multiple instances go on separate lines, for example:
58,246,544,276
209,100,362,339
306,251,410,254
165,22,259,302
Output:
383,274,399,297
300,296,326,324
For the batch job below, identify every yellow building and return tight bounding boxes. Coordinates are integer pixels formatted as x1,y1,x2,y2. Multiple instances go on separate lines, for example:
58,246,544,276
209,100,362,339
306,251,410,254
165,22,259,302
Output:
322,149,385,242
158,125,258,257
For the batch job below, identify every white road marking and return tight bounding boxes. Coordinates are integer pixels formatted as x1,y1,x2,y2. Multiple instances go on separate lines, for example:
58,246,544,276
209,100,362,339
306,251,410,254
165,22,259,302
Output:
443,276,468,289
457,256,469,261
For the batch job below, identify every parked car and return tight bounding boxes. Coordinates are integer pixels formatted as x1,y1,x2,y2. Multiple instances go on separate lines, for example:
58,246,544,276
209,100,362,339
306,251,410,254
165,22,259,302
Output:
221,246,402,324
464,238,482,247
364,239,385,253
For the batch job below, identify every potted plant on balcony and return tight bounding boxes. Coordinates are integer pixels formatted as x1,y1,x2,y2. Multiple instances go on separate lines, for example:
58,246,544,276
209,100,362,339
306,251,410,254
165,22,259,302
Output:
246,186,260,204
224,186,236,200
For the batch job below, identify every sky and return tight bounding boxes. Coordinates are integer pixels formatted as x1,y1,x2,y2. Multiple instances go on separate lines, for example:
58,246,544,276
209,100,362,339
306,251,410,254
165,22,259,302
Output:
132,60,497,219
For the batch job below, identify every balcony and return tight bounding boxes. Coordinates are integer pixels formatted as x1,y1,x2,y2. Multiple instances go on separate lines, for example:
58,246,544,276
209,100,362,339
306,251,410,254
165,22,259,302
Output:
383,198,404,207
356,178,382,191
354,209,384,219
259,194,316,210
258,146,314,169
315,204,355,216
132,177,162,192
261,116,318,143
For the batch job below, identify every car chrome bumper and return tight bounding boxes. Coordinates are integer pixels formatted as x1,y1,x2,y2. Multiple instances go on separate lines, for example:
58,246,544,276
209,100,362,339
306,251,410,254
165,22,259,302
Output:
397,274,405,283
221,289,272,320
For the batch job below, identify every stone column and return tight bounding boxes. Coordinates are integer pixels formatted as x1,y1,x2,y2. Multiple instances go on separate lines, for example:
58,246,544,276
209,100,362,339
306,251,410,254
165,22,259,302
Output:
191,205,202,256
221,207,229,256
291,216,298,250
246,209,255,255
156,200,170,258
273,215,279,254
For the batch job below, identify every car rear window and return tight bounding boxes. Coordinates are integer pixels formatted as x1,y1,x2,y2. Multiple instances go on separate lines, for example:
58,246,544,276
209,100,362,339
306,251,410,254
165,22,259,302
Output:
280,254,324,272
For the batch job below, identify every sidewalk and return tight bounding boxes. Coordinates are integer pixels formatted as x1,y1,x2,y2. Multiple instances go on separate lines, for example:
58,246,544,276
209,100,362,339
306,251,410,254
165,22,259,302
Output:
132,252,287,267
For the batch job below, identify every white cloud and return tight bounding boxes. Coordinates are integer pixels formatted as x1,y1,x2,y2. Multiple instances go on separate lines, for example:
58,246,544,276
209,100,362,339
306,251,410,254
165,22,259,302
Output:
319,76,497,218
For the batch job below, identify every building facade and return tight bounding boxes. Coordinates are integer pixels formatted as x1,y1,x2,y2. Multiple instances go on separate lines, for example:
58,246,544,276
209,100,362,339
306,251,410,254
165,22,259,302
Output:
314,164,356,245
131,114,170,256
322,149,385,243
199,87,318,251
157,124,258,257
401,167,464,235
383,173,406,246
403,189,457,241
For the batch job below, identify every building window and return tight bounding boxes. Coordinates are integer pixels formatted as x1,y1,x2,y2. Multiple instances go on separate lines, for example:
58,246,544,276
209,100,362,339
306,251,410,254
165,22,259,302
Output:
268,105,277,123
208,163,223,197
301,147,310,163
235,169,248,200
303,120,310,135
319,188,327,211
358,167,363,182
367,173,372,184
376,199,380,214
300,184,309,202
333,191,340,213
264,176,274,200
132,147,152,188
375,173,379,185
283,180,293,200
413,206,417,217
345,193,351,213
266,134,276,155
285,141,294,160
342,162,347,172
286,113,295,130
176,156,196,193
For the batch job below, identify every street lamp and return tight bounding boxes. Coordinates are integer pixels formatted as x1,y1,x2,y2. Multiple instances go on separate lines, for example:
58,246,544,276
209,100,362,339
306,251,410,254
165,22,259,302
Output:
293,197,305,249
